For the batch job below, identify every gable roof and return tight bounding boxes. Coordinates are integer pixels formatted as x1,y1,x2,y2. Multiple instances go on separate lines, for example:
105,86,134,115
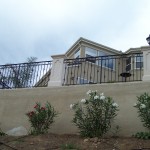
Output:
125,47,142,54
65,37,122,56
125,46,149,54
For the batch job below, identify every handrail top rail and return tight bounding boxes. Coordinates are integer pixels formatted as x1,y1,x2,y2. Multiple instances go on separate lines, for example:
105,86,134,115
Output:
0,60,52,67
64,52,143,61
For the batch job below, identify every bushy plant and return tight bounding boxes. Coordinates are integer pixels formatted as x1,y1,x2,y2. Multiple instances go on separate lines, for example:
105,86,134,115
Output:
134,93,150,130
111,125,120,138
26,102,58,135
133,131,150,139
70,90,119,138
61,143,80,150
0,128,6,136
134,93,150,139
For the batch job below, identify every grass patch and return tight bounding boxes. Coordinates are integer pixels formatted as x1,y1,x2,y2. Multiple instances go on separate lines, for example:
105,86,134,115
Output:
61,143,80,150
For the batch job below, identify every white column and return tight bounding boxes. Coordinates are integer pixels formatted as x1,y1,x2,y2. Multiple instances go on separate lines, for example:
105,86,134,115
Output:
142,46,150,81
48,54,66,86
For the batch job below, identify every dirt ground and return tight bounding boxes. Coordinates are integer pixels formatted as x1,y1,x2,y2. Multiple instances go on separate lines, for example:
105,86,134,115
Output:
0,133,150,150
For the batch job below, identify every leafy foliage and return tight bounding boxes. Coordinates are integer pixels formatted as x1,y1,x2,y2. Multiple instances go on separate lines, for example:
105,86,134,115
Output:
111,125,120,138
70,90,119,138
0,128,6,136
61,143,80,150
0,57,37,88
26,102,58,135
133,131,150,139
134,93,150,129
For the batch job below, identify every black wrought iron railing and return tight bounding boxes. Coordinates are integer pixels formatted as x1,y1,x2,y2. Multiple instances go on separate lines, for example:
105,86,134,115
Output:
0,61,52,89
63,53,143,85
0,53,143,88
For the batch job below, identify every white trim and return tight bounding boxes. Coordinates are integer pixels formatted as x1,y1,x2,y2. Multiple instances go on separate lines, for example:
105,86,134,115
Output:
65,37,121,56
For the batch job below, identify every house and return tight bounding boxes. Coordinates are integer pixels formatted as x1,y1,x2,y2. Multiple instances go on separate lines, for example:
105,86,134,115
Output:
0,37,146,88
59,37,144,85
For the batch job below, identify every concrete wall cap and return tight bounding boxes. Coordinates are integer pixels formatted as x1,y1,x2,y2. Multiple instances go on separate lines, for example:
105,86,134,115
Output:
51,54,66,59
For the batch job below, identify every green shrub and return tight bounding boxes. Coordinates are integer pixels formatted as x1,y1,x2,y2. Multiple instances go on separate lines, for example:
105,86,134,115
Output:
134,93,150,139
70,90,119,138
134,93,150,129
61,143,80,150
133,131,150,139
26,102,58,135
0,128,6,136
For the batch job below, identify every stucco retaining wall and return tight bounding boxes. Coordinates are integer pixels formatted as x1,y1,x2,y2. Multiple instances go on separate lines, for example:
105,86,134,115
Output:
0,81,150,136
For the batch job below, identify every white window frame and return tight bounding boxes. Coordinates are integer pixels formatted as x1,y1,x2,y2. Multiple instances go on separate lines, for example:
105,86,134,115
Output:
126,54,143,71
134,54,143,70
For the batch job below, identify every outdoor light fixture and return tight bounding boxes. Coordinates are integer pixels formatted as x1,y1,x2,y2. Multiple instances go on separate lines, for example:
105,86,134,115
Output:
146,34,150,45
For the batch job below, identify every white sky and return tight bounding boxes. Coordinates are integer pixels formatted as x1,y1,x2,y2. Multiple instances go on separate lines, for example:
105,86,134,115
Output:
0,0,150,64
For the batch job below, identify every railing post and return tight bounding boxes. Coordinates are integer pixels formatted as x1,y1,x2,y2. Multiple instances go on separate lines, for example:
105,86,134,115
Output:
141,46,150,81
48,54,66,86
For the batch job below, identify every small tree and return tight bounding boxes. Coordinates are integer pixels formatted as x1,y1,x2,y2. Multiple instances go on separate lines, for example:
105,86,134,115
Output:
0,57,37,88
70,90,119,138
26,102,58,135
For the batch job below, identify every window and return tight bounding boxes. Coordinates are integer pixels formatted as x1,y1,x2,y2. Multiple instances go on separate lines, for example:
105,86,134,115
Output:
74,49,80,58
98,51,115,70
126,54,143,71
86,54,96,63
71,49,81,66
85,47,115,69
126,57,131,71
85,47,97,63
135,54,143,69
85,47,97,56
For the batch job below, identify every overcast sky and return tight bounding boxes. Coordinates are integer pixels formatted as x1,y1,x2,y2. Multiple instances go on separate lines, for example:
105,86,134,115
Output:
0,0,150,64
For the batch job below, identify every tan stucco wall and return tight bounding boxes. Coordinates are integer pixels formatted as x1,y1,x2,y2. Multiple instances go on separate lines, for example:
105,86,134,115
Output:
0,82,150,136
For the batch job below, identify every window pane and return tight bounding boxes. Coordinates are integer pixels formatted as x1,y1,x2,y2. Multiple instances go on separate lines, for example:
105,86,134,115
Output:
136,62,143,68
126,57,131,64
85,47,97,56
136,56,143,62
108,59,114,69
86,54,96,63
126,64,131,71
126,57,131,71
99,51,106,56
74,49,80,58
99,56,114,69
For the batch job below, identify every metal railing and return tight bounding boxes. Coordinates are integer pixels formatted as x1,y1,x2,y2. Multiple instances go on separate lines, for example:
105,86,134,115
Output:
63,53,143,85
0,61,52,89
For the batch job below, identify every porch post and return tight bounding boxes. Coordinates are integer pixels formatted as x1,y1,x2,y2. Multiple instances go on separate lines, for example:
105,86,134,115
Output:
48,54,66,86
141,46,150,81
